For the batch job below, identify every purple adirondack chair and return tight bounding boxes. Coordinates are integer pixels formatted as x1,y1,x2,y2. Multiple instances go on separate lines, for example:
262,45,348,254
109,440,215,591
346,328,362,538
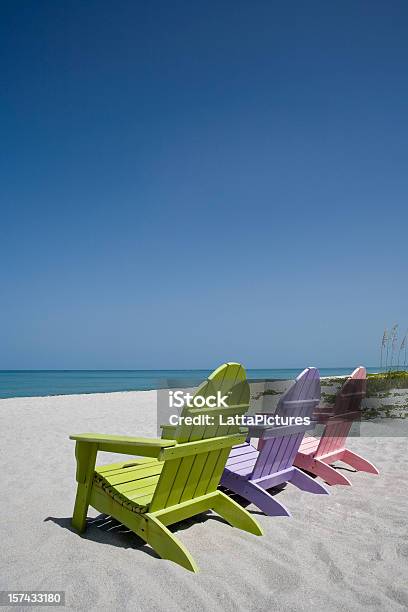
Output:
220,367,329,517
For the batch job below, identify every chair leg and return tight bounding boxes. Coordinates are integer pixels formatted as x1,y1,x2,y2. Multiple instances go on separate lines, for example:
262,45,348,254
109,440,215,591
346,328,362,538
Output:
242,481,291,517
222,472,290,517
72,442,98,533
290,467,329,494
342,449,379,475
310,458,352,486
212,491,264,535
90,487,198,572
146,514,198,573
72,484,92,533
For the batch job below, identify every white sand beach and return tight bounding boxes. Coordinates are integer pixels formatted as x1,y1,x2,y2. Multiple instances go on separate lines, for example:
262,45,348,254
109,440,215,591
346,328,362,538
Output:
1,391,407,612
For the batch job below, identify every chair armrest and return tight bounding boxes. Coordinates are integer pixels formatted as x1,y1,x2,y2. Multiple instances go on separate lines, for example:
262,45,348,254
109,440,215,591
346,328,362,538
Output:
248,423,310,439
160,424,177,439
313,410,336,422
70,433,176,458
160,422,249,439
159,433,245,460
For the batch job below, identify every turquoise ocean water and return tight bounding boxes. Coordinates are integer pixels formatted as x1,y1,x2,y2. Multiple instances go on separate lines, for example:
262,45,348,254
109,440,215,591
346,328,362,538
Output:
0,368,383,399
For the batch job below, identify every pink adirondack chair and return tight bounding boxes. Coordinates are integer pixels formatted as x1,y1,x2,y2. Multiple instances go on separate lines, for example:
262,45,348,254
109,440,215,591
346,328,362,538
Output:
294,366,379,485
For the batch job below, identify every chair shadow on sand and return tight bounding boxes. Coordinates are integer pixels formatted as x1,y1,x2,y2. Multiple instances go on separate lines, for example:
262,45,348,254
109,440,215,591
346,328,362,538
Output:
44,511,230,560
45,477,292,554
45,463,356,557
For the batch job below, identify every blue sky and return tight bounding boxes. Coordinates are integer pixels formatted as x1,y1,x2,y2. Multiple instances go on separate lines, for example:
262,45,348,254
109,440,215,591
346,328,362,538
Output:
1,1,407,369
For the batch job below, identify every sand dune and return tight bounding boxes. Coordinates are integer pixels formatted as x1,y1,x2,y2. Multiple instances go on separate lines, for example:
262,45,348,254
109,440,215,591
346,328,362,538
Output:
1,391,407,611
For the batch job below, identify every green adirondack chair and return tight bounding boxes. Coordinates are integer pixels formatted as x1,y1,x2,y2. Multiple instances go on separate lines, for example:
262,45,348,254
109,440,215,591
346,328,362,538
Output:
70,363,263,572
